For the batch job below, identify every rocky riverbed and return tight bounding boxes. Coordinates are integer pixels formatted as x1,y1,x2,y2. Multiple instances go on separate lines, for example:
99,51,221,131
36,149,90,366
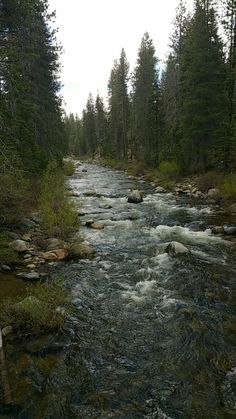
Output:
1,162,236,418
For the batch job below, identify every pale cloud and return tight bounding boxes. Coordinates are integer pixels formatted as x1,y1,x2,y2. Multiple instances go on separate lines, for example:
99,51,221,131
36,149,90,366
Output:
49,0,193,115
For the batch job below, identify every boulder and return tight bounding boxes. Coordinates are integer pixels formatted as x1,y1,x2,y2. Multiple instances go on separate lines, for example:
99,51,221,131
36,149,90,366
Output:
90,223,104,230
211,226,224,234
82,168,87,173
42,249,68,261
207,188,220,199
128,190,143,203
165,241,189,256
68,243,95,260
10,240,28,253
17,271,40,281
223,225,236,235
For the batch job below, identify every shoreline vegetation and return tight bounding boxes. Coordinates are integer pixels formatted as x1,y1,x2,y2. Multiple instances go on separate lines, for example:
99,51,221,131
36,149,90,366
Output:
0,159,80,337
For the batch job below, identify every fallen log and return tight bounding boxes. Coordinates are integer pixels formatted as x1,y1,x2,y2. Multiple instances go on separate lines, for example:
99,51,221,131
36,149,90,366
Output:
0,327,12,405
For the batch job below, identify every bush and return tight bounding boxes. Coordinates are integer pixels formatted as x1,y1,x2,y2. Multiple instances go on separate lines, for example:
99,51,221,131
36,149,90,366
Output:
196,171,222,192
40,161,78,238
219,174,236,198
159,161,181,181
63,159,76,176
0,231,18,264
0,278,73,332
0,152,29,226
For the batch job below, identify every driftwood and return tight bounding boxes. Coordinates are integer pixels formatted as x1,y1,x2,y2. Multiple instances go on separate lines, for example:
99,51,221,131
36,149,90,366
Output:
0,327,12,405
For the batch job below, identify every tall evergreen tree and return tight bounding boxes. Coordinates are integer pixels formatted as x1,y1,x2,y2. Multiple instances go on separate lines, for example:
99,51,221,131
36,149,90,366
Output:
161,1,189,163
181,0,229,172
131,33,161,166
108,49,130,160
64,113,81,155
221,0,236,166
95,94,108,157
81,93,96,156
0,0,66,172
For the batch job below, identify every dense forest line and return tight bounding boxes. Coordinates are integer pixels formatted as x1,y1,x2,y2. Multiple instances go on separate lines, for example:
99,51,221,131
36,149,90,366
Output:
0,0,69,229
65,0,236,175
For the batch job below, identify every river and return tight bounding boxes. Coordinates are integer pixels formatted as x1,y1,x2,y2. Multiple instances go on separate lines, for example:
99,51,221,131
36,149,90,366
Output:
2,163,236,418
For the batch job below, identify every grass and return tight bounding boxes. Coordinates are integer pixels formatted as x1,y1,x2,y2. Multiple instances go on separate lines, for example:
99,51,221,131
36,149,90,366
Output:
219,174,236,199
0,231,18,265
0,277,73,333
63,159,76,176
158,160,181,181
39,161,79,239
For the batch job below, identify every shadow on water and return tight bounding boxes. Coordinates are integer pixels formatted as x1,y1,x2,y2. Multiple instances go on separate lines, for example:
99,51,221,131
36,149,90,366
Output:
2,163,236,418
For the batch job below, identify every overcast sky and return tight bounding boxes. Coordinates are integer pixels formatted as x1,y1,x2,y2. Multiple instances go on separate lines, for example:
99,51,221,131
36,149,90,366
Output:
49,0,193,116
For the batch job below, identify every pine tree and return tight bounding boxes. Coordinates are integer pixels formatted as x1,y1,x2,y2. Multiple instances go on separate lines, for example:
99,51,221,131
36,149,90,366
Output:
64,113,81,155
221,0,236,166
0,0,66,172
81,93,96,157
181,0,229,172
161,1,189,163
95,94,108,157
131,33,161,166
108,49,130,160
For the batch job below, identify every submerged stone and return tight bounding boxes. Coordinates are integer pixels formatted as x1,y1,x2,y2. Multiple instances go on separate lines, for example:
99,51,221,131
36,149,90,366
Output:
165,241,189,255
128,190,143,203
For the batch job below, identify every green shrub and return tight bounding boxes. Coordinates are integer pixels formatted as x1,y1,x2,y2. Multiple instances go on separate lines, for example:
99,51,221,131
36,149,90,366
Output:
40,161,78,238
159,161,180,181
219,174,236,198
0,231,18,264
0,152,29,226
63,159,76,176
0,278,73,332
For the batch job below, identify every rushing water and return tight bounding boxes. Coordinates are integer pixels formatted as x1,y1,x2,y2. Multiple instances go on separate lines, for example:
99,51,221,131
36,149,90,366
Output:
2,163,236,418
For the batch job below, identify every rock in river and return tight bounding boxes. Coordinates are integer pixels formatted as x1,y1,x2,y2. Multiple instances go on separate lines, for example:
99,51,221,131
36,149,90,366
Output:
165,241,189,256
68,243,95,259
223,225,236,235
90,223,104,230
17,271,40,281
128,190,143,203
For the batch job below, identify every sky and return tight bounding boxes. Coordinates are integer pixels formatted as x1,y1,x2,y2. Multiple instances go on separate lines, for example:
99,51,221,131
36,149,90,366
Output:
49,0,193,116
